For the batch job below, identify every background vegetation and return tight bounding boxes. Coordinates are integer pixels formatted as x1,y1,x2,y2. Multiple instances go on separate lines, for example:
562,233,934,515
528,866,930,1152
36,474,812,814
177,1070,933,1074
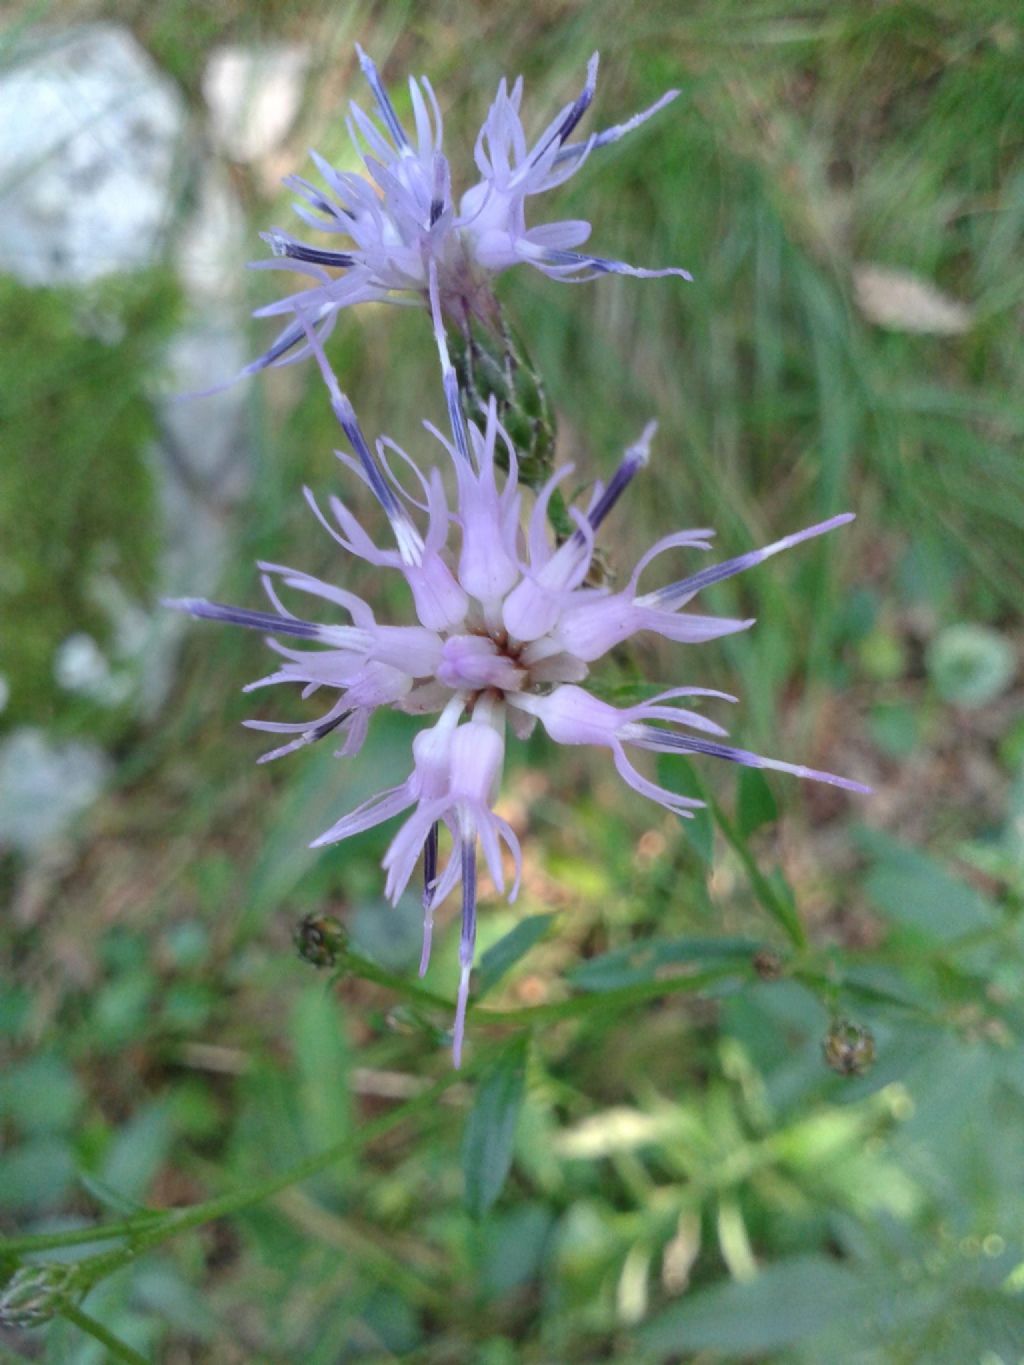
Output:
2,1,1023,1360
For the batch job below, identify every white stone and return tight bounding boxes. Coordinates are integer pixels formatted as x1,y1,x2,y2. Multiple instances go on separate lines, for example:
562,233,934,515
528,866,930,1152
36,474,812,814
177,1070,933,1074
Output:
202,43,309,164
53,630,132,708
53,632,112,695
174,162,248,305
0,26,257,729
0,24,188,285
0,729,112,852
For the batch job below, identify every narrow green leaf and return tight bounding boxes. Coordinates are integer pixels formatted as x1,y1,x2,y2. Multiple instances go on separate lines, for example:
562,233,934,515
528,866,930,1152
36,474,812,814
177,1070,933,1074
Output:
99,1103,173,1203
663,758,805,945
462,1038,528,1218
568,936,761,993
707,787,807,948
291,986,352,1165
736,766,778,838
637,1255,862,1356
655,755,713,863
855,827,994,942
476,915,555,997
58,1302,150,1365
78,1173,150,1217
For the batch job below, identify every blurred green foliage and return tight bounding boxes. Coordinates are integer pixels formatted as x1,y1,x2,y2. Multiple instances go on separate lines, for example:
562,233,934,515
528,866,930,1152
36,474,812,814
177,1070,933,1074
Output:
0,273,179,734
2,0,1024,1362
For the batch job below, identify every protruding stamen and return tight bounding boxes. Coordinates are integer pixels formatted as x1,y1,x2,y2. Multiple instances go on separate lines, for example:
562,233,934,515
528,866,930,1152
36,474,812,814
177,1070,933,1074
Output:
531,247,693,282
452,838,477,1069
427,261,470,464
419,821,439,977
355,44,411,151
253,704,355,766
163,597,344,643
554,87,680,165
261,231,355,268
304,325,397,513
243,319,306,374
532,52,599,165
297,315,425,566
584,419,657,535
640,514,856,609
636,729,872,794
282,174,349,221
428,152,448,227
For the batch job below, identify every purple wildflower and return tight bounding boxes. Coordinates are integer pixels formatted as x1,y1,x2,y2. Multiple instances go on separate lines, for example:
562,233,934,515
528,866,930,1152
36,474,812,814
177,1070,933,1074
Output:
166,343,868,1065
246,47,689,376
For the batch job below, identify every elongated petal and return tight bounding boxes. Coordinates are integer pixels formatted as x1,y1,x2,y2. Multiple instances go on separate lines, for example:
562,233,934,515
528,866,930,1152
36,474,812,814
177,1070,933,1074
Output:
311,780,417,848
611,742,702,819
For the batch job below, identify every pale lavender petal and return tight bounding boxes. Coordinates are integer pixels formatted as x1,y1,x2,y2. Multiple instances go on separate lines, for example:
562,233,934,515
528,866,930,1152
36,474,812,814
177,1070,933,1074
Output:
627,530,716,595
310,780,417,848
629,607,755,647
492,814,523,900
437,635,525,693
259,562,377,626
522,219,592,250
449,720,505,805
611,741,702,819
301,489,396,568
526,463,576,569
337,707,371,757
383,801,448,905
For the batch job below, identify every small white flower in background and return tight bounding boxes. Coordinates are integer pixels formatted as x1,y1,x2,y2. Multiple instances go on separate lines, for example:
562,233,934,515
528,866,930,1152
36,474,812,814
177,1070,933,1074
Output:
245,47,690,375
167,324,868,1064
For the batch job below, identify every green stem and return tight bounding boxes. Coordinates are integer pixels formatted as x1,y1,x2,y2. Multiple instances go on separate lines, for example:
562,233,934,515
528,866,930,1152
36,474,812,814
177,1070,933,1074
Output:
481,963,747,1025
3,1213,167,1254
3,967,749,1262
793,967,943,1024
336,949,453,1011
344,951,746,1029
1,1067,463,1259
270,1186,447,1311
59,1303,149,1365
702,784,808,950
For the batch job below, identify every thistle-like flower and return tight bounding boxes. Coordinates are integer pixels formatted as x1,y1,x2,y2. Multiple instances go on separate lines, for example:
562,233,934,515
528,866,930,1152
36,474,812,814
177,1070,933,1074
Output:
247,46,689,375
167,321,868,1065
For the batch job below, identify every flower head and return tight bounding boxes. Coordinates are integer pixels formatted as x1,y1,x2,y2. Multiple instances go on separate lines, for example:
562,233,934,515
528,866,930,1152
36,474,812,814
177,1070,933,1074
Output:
246,48,689,376
167,341,868,1064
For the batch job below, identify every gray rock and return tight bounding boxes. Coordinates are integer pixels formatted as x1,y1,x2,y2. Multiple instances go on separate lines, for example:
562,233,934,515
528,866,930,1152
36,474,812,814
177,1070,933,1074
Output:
202,43,310,165
0,729,112,853
0,24,258,738
149,164,253,715
0,25,188,284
